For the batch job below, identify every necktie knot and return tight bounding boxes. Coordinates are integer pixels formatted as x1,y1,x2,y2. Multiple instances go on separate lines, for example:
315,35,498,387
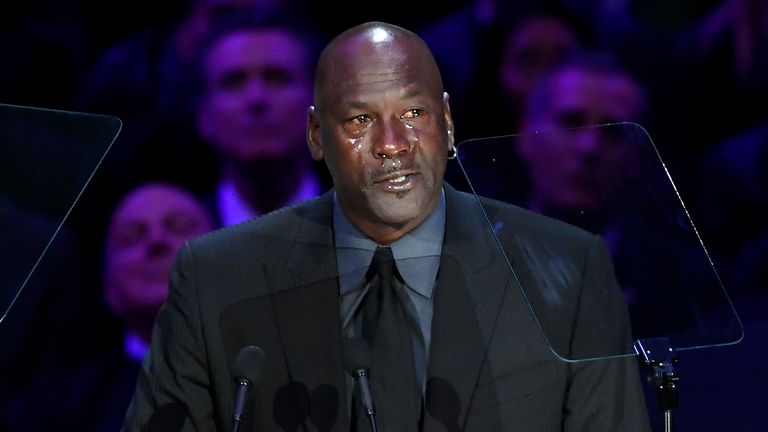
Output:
368,246,396,284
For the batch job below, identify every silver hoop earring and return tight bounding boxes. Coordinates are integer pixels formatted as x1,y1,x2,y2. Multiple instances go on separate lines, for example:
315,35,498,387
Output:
447,145,457,160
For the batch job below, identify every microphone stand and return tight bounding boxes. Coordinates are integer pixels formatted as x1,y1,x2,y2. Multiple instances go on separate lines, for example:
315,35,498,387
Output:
634,338,679,432
232,377,251,432
352,369,377,432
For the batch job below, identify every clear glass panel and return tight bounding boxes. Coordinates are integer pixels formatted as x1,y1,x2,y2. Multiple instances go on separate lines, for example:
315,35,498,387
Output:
0,103,121,324
454,122,743,361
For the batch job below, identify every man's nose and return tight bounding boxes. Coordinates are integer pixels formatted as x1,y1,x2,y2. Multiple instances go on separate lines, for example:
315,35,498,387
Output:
573,128,602,155
145,226,173,257
244,79,268,107
372,117,411,159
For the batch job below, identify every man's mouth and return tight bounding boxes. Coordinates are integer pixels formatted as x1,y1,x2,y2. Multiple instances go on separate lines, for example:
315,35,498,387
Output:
376,168,416,182
374,171,417,191
386,174,407,183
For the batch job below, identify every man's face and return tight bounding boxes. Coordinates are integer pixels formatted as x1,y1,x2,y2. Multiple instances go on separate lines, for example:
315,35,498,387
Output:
499,16,580,109
519,67,643,211
104,184,214,318
197,29,313,163
308,30,453,242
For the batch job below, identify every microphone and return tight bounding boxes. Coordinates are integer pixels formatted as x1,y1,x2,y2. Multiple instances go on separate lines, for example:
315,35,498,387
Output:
343,337,377,432
231,345,267,432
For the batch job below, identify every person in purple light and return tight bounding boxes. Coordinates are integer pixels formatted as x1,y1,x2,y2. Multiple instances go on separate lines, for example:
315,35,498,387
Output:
192,7,330,226
494,6,592,138
513,49,719,350
0,182,215,431
103,182,216,356
516,51,646,223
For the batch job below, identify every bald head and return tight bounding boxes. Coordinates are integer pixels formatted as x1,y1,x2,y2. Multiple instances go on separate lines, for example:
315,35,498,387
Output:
306,21,454,244
313,21,444,108
104,182,214,342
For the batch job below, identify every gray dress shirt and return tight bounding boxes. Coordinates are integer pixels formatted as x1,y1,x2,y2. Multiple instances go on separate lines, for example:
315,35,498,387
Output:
333,190,446,395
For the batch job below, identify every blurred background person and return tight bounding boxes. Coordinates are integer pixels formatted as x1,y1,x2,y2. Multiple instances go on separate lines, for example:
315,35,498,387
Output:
508,50,718,345
679,118,768,432
417,1,581,141
191,7,330,226
509,50,729,430
0,103,114,411
488,3,593,136
101,182,215,356
515,52,755,430
681,0,768,292
74,0,294,199
428,2,595,192
673,0,768,156
0,181,215,431
515,50,647,226
0,198,88,407
693,121,768,326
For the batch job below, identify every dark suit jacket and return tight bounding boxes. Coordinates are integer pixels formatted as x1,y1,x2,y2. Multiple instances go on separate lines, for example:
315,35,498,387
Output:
122,185,650,431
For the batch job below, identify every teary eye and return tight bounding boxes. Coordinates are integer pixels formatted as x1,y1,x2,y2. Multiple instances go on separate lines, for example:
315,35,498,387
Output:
354,114,372,125
401,108,423,120
343,113,373,136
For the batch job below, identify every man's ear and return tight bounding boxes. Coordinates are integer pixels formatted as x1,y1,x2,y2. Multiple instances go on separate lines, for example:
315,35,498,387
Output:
306,105,324,161
443,92,455,147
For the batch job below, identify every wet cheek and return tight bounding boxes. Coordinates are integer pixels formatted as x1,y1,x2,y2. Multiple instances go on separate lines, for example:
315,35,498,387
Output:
349,138,375,191
347,137,372,168
404,124,420,143
349,136,365,155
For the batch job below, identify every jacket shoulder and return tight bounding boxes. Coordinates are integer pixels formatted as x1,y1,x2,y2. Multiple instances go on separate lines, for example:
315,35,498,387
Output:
185,194,332,262
450,188,597,245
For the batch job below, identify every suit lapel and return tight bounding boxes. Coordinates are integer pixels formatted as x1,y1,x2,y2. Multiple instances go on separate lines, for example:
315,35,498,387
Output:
424,186,510,431
261,192,350,431
252,188,512,431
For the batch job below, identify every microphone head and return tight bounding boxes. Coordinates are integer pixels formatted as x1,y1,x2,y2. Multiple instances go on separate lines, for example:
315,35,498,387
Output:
232,345,267,385
343,337,372,374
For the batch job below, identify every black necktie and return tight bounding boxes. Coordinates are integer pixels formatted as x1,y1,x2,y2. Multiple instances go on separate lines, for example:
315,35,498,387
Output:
358,246,421,432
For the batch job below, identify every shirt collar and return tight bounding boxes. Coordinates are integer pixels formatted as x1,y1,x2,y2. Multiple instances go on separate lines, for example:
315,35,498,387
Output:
333,190,445,299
